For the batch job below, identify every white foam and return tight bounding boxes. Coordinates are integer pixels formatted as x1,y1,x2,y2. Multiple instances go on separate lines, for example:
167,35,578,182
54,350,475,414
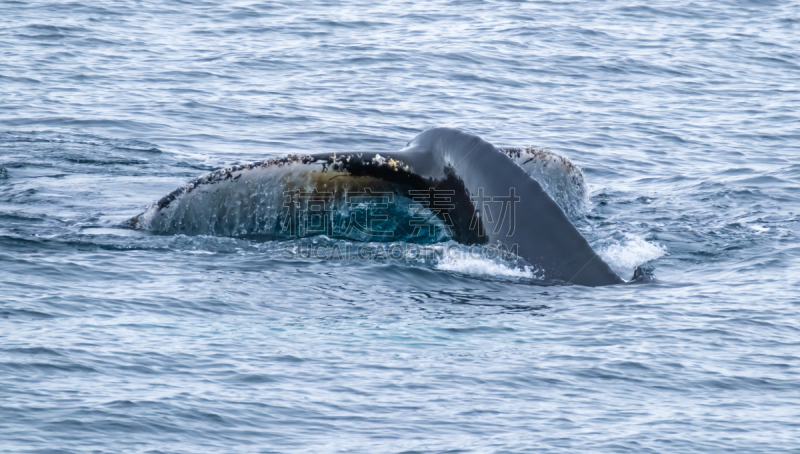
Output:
435,255,537,279
597,233,667,276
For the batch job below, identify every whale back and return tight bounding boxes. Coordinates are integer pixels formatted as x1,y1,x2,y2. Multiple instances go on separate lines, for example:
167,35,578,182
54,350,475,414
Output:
130,128,623,286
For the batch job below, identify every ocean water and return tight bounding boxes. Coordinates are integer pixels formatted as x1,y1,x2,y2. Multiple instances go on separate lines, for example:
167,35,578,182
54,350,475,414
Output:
2,0,800,452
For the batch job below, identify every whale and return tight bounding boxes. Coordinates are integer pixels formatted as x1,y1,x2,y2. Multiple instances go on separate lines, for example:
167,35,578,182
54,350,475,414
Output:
130,128,624,286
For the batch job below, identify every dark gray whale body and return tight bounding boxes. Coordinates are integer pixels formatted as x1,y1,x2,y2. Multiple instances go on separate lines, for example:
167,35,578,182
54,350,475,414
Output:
131,128,624,286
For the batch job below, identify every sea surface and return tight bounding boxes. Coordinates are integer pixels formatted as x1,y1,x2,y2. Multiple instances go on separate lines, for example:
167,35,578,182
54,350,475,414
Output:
2,1,800,452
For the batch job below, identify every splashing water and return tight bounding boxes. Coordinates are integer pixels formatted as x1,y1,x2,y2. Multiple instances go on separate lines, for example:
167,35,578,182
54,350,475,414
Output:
596,233,668,277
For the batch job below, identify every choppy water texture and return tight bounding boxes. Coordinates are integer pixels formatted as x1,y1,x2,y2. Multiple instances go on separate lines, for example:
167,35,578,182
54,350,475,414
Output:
2,1,800,452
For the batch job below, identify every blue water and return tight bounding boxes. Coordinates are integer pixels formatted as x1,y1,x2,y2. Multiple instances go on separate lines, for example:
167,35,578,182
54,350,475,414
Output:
2,1,800,452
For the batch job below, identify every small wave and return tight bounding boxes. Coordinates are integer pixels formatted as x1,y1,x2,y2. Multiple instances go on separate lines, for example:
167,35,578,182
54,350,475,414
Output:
275,239,547,283
596,233,667,277
112,145,162,153
436,255,538,279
